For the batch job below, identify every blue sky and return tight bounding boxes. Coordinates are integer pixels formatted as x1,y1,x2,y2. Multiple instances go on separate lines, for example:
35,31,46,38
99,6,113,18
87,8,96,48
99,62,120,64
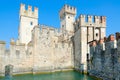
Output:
0,0,120,47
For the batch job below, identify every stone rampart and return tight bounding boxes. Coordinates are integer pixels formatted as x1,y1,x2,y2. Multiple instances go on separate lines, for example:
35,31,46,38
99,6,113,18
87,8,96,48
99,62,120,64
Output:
89,33,120,80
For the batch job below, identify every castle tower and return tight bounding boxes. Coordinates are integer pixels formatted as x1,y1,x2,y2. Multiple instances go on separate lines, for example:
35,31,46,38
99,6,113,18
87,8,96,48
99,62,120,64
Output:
59,4,76,35
19,4,38,44
74,15,106,73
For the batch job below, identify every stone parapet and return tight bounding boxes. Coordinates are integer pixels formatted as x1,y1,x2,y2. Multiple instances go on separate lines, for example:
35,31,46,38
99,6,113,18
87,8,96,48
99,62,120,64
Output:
0,41,6,44
89,34,120,80
20,3,38,19
59,4,76,19
74,15,106,32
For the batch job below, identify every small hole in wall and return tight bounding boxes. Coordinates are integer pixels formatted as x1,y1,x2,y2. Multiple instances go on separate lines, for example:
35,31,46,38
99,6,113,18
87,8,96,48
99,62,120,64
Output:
30,22,33,25
68,16,70,19
47,32,49,34
96,33,98,37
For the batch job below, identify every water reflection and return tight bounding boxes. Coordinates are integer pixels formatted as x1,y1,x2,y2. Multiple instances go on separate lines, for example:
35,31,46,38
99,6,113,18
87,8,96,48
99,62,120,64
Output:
4,75,13,80
1,71,96,80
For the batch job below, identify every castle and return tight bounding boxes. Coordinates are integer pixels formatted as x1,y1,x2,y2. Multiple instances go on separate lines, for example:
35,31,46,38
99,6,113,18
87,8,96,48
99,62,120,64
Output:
0,3,107,78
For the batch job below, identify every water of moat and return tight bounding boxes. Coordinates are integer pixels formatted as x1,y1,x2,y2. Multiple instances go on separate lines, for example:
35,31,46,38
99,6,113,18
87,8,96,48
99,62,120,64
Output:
0,71,97,80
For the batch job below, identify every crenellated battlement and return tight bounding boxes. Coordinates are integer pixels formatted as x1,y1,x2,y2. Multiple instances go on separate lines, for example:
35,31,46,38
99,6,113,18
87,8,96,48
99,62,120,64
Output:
89,33,119,48
75,15,106,28
88,33,120,79
59,4,76,19
40,24,59,34
20,3,38,18
0,41,6,44
10,38,25,46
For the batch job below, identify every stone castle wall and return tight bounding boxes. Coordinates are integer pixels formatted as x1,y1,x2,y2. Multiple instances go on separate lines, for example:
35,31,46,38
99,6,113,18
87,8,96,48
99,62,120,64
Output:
89,33,120,80
0,40,34,76
0,25,74,76
32,25,74,73
0,4,75,76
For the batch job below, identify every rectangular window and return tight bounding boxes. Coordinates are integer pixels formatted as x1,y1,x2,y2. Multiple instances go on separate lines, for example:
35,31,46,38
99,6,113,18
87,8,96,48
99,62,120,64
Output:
30,21,33,26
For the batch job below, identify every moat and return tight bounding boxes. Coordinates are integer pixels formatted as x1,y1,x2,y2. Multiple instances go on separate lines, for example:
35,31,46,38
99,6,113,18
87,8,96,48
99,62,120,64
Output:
0,71,97,80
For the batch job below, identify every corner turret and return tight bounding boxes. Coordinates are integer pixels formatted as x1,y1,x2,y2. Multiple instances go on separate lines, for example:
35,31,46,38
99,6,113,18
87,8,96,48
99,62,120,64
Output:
59,4,76,19
19,3,38,45
59,4,77,35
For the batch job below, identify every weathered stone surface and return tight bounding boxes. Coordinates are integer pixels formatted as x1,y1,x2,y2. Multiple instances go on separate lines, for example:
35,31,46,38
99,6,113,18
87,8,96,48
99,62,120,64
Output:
89,38,120,80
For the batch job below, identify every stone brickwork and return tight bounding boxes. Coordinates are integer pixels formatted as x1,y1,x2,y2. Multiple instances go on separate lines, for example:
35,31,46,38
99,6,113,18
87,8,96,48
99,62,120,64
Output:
0,24,74,76
0,41,6,76
32,25,73,73
89,34,120,80
0,39,34,76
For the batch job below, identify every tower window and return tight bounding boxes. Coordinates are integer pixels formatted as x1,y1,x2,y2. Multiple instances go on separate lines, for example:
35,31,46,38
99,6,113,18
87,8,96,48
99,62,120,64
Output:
62,25,64,28
67,5,69,8
68,16,70,19
96,33,98,37
30,22,33,25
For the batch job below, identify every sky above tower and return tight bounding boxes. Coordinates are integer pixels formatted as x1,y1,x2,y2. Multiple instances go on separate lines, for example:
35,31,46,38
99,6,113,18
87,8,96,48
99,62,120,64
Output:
0,0,120,48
